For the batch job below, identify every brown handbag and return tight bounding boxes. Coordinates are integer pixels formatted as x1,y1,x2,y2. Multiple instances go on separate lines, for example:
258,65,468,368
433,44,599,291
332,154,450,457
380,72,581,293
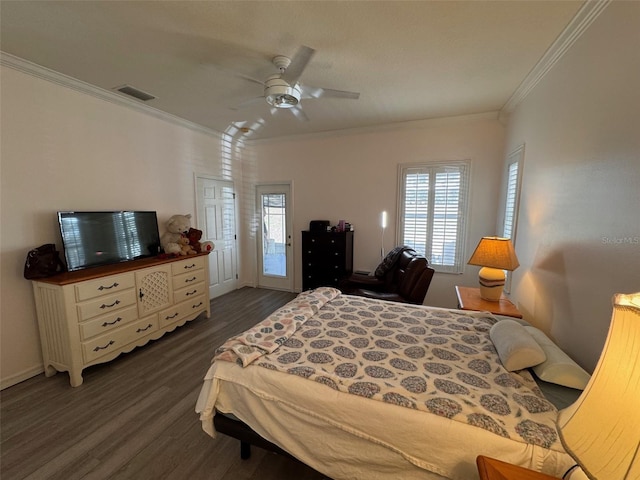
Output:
23,244,66,279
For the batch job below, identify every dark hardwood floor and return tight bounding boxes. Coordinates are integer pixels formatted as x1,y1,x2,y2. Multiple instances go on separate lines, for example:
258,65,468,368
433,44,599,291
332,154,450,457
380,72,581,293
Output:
1,287,330,480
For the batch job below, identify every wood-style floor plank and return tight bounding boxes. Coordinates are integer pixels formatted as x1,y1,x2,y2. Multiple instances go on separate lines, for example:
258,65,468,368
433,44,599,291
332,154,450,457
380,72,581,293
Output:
1,287,330,480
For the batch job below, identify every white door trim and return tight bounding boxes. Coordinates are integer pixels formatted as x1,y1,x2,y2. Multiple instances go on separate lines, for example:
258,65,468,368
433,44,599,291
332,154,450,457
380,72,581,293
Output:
256,182,294,292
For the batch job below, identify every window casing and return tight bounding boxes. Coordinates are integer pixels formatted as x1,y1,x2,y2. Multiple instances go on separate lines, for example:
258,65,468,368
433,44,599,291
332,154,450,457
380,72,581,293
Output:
502,145,524,292
503,161,519,240
398,161,470,273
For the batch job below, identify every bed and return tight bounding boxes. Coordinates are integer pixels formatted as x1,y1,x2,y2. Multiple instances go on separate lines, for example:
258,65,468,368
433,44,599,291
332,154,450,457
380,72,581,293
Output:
196,287,584,480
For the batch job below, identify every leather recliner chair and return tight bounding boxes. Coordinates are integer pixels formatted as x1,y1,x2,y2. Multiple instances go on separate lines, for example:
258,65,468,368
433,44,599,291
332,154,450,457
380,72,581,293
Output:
339,247,435,304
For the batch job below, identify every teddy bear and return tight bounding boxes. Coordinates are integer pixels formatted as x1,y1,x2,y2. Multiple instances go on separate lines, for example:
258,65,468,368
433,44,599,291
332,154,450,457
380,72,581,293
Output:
178,235,196,255
186,228,203,253
187,227,215,253
160,214,192,255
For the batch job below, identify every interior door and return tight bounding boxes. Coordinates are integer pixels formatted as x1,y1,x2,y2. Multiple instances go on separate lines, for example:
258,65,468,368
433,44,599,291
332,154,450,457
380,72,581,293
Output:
195,176,238,298
256,183,293,291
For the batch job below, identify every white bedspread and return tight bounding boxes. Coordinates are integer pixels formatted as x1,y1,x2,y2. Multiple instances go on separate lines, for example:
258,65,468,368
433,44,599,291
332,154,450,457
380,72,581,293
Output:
196,289,576,480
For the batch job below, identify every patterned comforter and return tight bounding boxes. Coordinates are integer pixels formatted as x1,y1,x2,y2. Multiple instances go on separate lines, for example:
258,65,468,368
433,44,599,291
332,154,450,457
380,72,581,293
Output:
213,287,560,450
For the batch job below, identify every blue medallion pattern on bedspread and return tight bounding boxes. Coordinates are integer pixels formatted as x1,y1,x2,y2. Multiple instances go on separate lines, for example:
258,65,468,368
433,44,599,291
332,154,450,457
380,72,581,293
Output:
214,287,560,449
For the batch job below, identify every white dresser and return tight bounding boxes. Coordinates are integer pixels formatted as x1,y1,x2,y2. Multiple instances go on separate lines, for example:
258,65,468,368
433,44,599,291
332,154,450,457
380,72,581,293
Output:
31,253,210,386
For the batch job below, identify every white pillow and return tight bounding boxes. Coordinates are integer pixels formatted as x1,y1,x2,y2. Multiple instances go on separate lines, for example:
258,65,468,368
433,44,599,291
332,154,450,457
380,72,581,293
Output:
489,320,546,371
524,326,591,390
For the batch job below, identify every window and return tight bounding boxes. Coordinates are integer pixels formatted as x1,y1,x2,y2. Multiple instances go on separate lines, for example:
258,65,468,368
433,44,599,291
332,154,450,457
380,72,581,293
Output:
502,145,524,292
398,161,470,273
503,160,519,239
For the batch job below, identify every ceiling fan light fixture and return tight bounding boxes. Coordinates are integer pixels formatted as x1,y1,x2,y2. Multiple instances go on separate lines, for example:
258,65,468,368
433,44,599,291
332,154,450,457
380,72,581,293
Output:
265,76,301,109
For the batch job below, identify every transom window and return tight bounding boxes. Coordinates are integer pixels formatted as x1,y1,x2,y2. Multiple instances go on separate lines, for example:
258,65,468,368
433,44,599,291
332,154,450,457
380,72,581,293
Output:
398,161,470,273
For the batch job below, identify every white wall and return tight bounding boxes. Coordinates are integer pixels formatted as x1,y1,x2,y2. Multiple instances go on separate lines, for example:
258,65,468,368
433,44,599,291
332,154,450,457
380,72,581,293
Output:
251,114,506,307
0,65,244,388
503,1,640,372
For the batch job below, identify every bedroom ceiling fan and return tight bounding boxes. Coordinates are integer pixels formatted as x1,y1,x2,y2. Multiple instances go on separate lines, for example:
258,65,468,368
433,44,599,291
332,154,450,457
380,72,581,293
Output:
232,45,360,120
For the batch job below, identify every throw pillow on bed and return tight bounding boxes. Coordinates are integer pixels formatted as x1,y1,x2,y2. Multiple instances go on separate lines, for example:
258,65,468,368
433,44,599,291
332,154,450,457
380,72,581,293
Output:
490,319,547,371
524,326,591,390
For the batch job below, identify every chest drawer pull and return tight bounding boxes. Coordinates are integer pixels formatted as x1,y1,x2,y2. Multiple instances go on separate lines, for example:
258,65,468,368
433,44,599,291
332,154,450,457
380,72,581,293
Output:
93,340,115,352
185,290,198,296
183,263,197,270
192,302,203,309
136,324,153,333
164,312,179,320
101,317,123,327
185,276,197,283
98,282,119,291
100,300,121,309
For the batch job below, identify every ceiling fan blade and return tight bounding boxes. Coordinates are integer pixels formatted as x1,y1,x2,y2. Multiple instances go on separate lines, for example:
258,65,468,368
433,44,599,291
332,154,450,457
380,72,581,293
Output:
231,95,265,110
289,106,310,122
300,85,360,100
281,45,315,85
269,106,309,122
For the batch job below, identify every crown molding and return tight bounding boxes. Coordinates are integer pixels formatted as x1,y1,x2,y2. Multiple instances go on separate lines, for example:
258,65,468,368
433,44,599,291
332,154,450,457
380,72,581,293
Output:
3,0,609,146
0,52,224,140
500,0,610,120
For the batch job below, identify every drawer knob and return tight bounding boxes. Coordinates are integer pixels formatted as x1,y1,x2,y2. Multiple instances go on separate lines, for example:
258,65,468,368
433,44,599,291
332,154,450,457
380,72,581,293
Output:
98,282,119,291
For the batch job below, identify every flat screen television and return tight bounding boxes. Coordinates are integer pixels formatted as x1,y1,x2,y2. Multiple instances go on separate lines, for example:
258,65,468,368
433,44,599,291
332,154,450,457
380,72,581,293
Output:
58,211,161,271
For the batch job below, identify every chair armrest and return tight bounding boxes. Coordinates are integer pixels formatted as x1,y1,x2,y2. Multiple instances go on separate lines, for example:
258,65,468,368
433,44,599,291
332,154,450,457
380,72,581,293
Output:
354,289,407,303
339,273,386,293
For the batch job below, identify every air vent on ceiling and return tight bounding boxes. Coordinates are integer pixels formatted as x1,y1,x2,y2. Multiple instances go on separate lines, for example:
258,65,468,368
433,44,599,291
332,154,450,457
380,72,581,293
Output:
114,84,156,102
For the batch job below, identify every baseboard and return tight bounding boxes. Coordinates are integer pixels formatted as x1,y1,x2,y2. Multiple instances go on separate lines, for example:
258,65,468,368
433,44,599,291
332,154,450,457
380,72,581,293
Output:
1,365,44,390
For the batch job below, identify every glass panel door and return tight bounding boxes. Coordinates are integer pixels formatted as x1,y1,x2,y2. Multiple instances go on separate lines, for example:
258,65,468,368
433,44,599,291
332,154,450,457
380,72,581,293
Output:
257,183,293,291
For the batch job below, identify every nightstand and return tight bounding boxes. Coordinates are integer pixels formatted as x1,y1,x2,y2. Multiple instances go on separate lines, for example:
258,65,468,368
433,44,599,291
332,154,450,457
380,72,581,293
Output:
455,286,523,319
476,456,559,479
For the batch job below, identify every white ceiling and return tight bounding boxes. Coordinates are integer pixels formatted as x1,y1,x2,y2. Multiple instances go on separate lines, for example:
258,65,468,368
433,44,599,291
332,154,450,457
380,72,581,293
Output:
1,1,584,140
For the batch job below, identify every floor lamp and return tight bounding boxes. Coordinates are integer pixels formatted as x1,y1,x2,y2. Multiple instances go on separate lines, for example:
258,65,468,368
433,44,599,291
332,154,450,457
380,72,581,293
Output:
380,211,387,260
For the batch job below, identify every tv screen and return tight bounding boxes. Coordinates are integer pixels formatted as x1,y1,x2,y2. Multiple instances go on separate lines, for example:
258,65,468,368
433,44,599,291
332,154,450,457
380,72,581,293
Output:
58,211,161,271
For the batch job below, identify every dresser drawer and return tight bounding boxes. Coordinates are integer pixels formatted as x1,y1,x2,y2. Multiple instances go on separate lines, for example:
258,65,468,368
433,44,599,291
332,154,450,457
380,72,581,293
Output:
171,257,204,275
172,269,205,290
159,295,207,327
173,283,206,304
82,316,159,363
77,290,137,322
75,273,136,302
79,306,139,340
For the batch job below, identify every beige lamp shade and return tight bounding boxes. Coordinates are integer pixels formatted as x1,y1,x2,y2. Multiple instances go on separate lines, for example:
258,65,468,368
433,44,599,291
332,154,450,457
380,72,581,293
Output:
468,237,519,301
557,292,640,480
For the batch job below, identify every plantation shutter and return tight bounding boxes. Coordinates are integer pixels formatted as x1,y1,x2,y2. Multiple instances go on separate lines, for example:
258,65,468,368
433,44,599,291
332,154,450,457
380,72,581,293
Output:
399,161,470,273
503,161,519,239
502,145,524,293
402,169,430,256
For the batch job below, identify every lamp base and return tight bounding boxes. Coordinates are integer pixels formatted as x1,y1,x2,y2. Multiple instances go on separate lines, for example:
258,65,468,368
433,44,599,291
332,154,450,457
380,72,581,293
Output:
478,267,506,302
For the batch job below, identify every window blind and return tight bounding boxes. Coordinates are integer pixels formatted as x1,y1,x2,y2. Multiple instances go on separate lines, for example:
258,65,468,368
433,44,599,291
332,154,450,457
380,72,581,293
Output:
501,145,524,293
503,161,519,239
399,161,470,273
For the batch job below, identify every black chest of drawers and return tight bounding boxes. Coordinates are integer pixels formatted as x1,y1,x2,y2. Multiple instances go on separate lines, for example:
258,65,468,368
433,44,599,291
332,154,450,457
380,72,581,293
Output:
302,231,353,291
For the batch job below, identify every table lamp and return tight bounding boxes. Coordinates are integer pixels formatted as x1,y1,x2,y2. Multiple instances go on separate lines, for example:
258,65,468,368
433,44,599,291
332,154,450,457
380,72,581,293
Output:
557,292,640,480
467,237,520,301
